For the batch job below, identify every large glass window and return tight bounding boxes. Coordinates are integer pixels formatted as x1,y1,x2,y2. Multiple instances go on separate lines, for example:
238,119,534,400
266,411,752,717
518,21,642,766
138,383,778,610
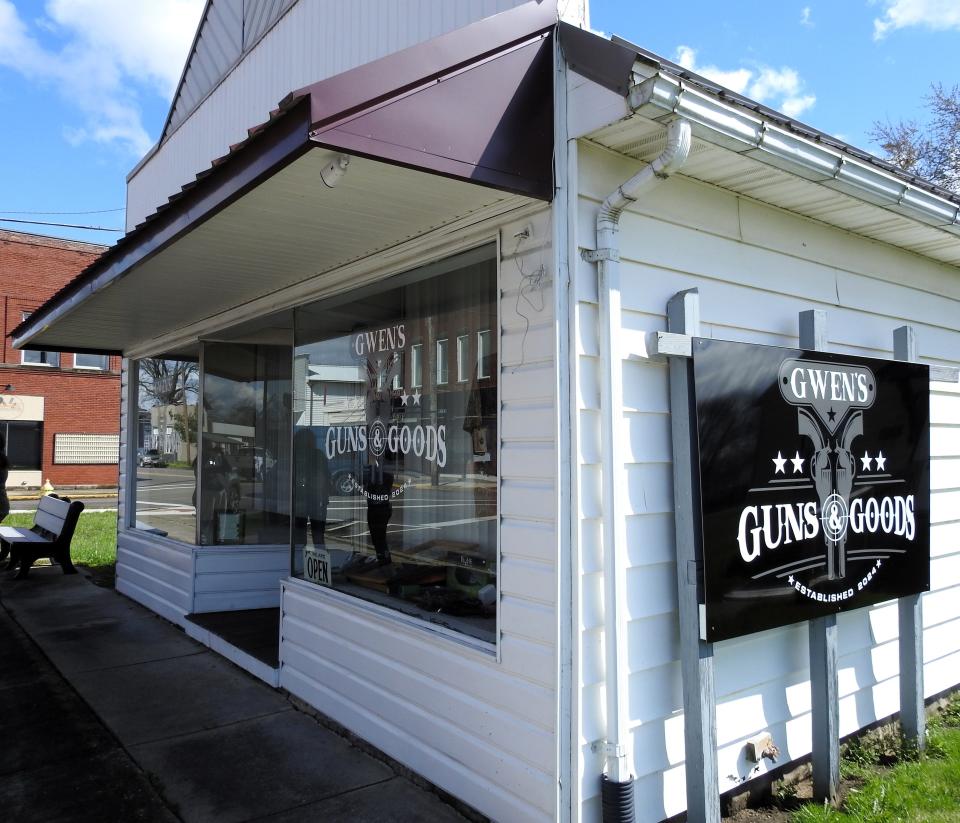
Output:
198,342,291,545
133,357,199,542
292,245,498,642
2,421,42,470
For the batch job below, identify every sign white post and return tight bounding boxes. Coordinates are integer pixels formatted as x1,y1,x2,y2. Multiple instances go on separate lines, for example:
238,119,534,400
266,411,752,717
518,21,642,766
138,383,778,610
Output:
667,289,720,823
800,309,840,804
894,325,925,750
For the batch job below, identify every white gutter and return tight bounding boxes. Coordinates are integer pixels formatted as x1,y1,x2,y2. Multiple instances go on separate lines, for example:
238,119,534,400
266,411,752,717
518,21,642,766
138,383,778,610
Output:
585,118,692,784
630,73,960,231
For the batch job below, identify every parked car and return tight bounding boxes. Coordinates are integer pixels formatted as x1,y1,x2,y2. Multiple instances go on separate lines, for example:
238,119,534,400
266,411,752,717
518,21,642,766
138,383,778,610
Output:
138,448,166,468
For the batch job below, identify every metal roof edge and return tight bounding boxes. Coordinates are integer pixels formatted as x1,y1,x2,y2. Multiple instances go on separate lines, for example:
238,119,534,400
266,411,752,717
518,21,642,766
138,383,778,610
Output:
295,0,559,132
157,0,216,146
609,33,960,216
627,72,960,239
13,2,565,353
558,21,635,97
12,97,314,352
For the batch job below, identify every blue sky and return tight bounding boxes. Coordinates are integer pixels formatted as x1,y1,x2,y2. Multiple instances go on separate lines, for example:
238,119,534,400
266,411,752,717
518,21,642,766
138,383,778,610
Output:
0,0,958,245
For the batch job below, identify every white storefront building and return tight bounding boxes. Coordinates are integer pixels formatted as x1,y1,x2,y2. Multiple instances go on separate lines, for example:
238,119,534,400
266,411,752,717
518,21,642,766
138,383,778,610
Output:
14,2,960,821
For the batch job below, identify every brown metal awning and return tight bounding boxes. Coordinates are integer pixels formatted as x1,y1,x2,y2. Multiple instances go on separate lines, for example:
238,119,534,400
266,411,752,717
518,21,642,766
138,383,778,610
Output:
13,0,557,356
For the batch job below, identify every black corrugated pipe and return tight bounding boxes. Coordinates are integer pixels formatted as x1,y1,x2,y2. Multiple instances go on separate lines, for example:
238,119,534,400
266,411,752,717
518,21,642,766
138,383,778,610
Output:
601,773,635,823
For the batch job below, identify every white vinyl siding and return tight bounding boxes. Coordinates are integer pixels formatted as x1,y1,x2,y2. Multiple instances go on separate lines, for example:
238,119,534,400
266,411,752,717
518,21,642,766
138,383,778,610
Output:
116,530,195,626
574,140,960,822
193,546,289,612
117,358,131,530
279,208,559,823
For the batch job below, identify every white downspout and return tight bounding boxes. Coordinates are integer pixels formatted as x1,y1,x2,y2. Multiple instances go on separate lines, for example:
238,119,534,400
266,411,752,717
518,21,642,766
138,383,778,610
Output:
588,118,692,785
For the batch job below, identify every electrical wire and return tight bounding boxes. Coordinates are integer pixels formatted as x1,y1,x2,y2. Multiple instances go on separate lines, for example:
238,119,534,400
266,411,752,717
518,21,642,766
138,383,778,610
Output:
0,207,124,215
0,217,123,233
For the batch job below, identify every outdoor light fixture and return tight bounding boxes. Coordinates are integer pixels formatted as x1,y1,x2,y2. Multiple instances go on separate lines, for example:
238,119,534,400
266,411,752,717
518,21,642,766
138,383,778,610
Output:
3,384,13,392
320,154,350,188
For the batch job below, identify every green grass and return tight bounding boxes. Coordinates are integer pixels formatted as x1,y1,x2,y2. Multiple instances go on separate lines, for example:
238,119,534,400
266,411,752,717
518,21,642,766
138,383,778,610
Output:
6,510,118,569
793,694,960,822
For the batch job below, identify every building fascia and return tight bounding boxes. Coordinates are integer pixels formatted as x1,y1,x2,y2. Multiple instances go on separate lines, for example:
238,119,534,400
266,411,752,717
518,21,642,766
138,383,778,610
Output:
16,9,561,355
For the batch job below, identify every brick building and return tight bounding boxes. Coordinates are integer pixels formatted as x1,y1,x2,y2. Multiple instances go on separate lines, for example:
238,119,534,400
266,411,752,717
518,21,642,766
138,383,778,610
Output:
0,230,120,488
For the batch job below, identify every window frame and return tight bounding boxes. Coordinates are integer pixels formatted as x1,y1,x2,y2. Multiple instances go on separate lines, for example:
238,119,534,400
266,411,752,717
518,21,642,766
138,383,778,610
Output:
436,337,449,385
19,312,60,367
289,241,501,651
127,355,201,545
477,329,491,380
410,343,423,389
73,353,109,370
456,334,470,383
1,420,43,471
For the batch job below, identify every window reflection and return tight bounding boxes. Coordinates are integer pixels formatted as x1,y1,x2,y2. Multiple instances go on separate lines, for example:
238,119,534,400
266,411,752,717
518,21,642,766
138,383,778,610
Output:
134,357,198,542
293,246,498,642
198,343,291,545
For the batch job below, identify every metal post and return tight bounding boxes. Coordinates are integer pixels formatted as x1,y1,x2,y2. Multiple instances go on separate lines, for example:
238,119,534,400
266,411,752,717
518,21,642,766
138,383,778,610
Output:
800,309,840,804
894,325,926,750
667,289,720,823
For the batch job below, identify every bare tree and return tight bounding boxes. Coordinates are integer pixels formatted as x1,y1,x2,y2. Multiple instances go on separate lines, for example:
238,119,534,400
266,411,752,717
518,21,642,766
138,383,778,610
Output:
139,358,198,408
871,84,960,193
139,358,199,458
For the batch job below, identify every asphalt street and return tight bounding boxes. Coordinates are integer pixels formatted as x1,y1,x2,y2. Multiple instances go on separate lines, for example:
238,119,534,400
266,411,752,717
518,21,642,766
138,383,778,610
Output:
131,466,495,540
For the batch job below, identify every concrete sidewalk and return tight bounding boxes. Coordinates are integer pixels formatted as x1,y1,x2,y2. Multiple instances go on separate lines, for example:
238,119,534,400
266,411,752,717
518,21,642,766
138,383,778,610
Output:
0,567,470,823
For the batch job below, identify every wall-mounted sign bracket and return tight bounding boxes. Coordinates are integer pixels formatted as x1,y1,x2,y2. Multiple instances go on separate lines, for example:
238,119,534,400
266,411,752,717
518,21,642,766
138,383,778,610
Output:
799,309,841,805
895,325,925,752
665,288,721,823
659,294,954,817
652,329,960,385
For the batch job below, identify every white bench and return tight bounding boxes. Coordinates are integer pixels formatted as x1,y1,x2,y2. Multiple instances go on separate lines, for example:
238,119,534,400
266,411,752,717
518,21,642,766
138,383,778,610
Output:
1,494,85,579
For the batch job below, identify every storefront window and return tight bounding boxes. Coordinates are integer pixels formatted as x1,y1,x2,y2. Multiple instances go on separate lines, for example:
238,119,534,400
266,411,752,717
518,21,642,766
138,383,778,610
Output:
198,342,291,545
3,421,42,470
133,357,198,542
292,245,498,642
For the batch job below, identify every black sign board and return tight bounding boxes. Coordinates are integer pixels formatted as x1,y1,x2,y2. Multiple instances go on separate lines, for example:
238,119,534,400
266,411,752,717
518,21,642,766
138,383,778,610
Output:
692,338,930,643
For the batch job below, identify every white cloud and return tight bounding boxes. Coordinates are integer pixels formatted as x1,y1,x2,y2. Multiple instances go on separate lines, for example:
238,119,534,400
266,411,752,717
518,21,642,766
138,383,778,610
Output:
800,6,814,27
874,0,960,39
0,0,203,156
675,46,817,119
675,45,752,94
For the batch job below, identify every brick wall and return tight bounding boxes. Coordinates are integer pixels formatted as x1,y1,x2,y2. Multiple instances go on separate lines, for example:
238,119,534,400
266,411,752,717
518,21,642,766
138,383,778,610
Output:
0,230,120,487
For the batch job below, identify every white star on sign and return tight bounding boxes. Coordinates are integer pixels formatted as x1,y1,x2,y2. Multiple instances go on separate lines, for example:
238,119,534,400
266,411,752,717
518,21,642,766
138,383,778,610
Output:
861,451,873,471
788,575,795,585
772,451,787,474
875,451,886,471
399,391,409,406
791,451,805,474
412,389,422,406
